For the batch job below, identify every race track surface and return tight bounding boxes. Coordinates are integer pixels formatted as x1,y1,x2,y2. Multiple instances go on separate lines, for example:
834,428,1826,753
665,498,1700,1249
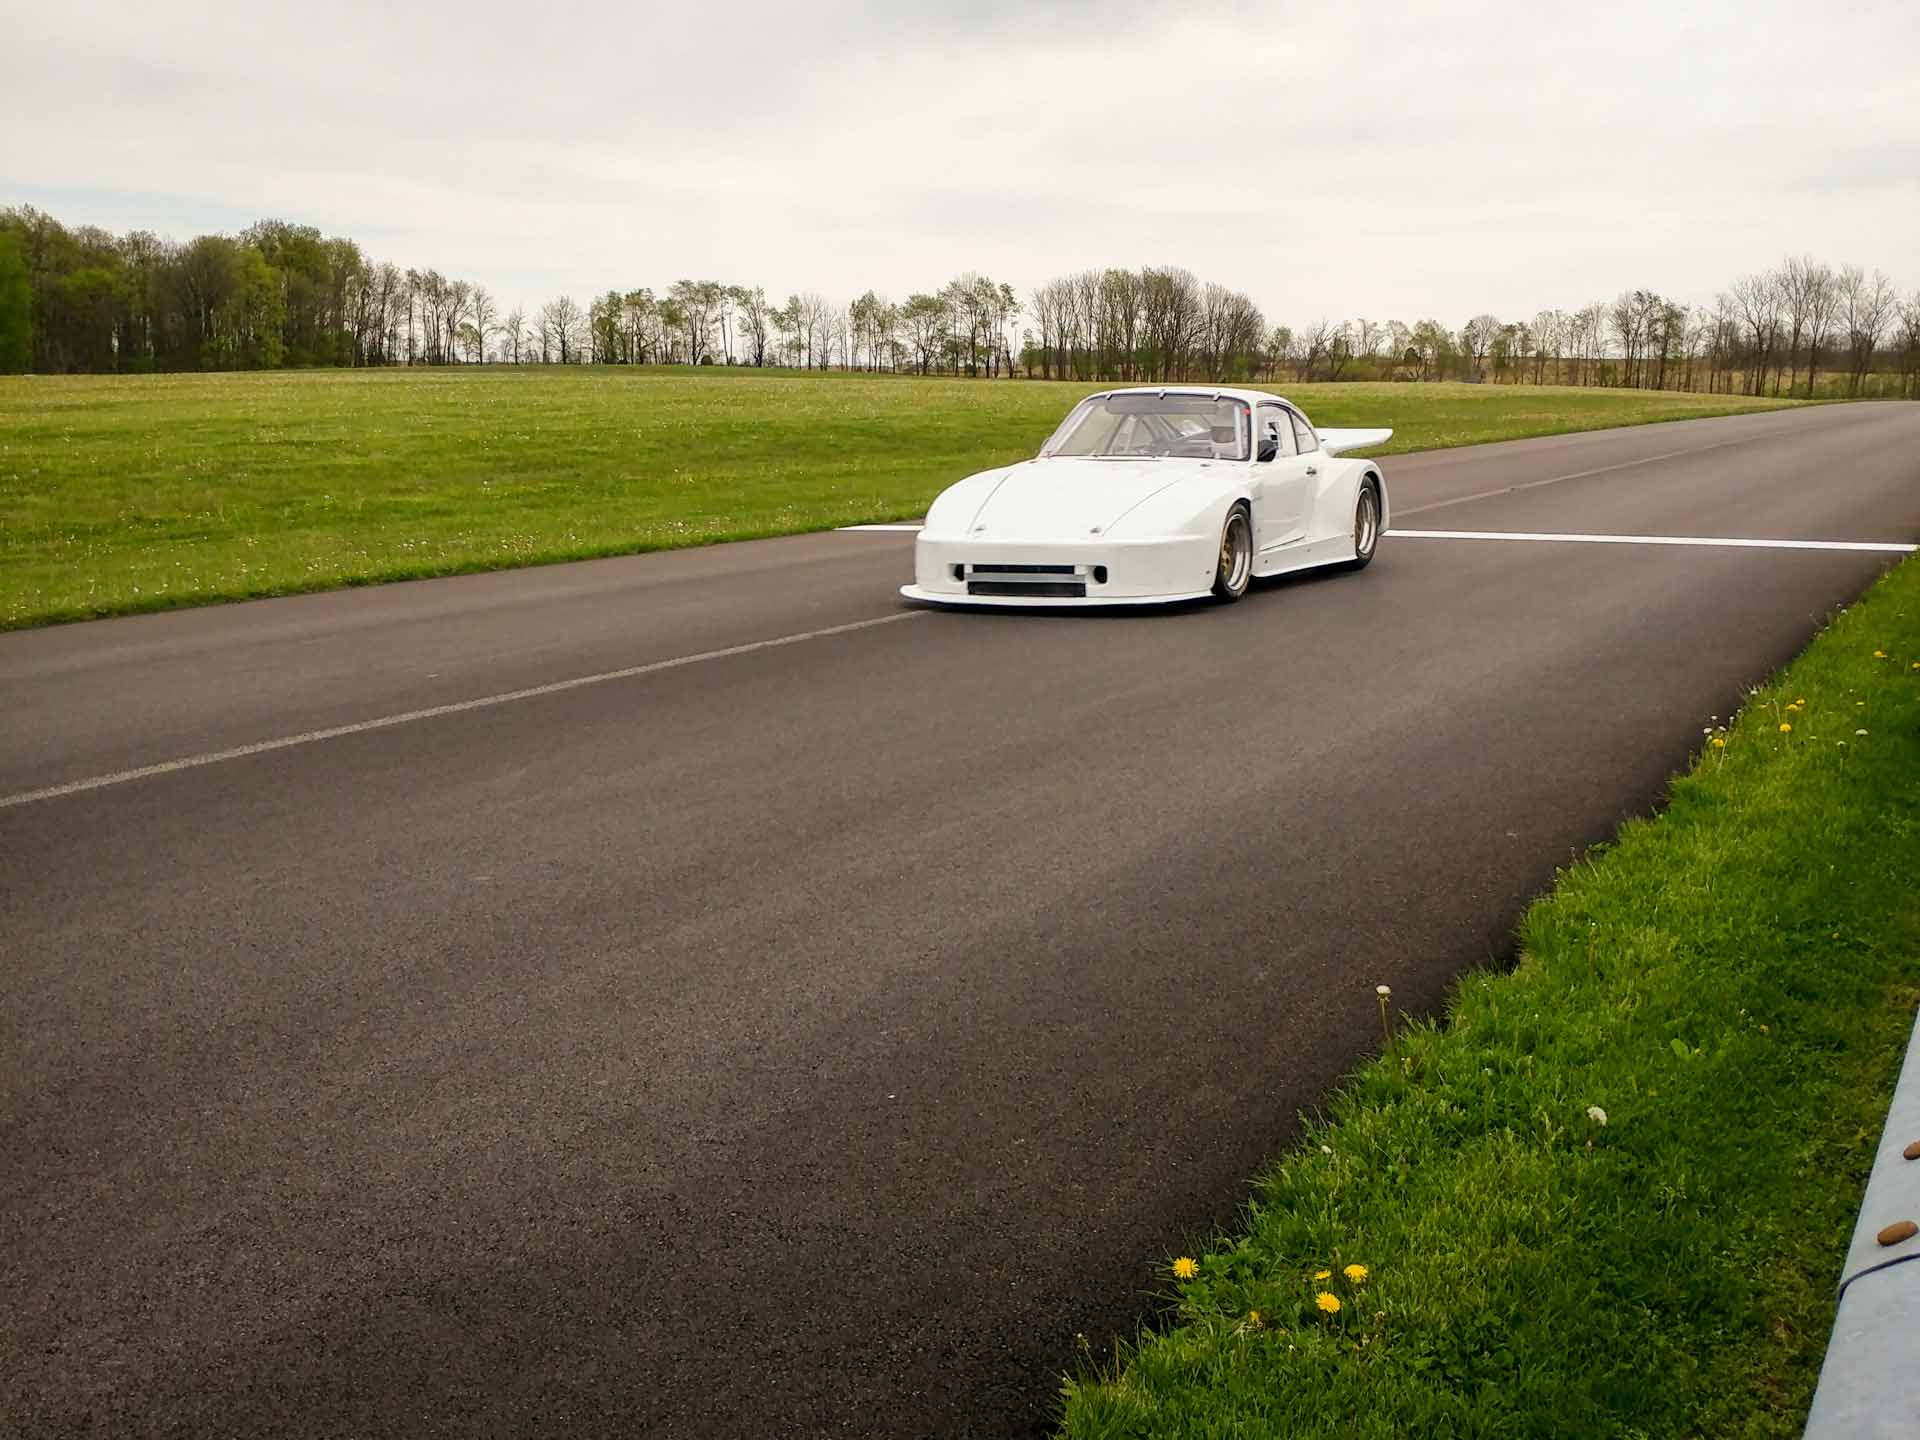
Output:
4,402,1918,1437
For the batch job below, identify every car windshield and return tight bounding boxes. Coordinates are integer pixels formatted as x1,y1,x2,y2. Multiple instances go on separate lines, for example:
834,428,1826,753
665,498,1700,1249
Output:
1040,393,1250,462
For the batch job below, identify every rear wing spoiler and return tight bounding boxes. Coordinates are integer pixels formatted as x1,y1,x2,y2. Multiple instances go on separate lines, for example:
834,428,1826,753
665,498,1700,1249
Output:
1318,428,1393,456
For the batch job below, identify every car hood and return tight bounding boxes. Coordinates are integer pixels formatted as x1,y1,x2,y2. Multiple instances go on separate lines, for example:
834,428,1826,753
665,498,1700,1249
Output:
964,458,1205,541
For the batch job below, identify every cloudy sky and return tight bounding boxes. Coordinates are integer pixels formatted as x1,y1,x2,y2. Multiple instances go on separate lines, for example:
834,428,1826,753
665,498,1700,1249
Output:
5,0,1916,326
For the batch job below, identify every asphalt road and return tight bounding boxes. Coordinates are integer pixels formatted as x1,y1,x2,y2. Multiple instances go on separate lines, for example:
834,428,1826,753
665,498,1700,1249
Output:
4,402,1918,1438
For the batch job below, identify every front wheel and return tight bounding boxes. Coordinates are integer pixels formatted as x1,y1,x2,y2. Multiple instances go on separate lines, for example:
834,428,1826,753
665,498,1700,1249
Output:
1211,506,1252,601
1342,480,1381,571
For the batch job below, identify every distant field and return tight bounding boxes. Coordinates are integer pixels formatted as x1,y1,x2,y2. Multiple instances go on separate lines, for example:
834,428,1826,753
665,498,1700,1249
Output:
0,368,1807,629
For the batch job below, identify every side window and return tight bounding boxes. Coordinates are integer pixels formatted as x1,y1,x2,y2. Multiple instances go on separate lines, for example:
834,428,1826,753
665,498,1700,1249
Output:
1290,411,1318,453
1256,407,1294,461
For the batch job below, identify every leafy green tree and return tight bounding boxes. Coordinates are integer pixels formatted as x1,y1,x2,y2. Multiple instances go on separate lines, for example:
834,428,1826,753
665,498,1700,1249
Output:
235,248,286,368
0,230,29,372
52,266,119,370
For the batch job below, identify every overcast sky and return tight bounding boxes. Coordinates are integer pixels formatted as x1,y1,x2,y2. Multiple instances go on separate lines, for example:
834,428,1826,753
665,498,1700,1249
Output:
5,0,1916,326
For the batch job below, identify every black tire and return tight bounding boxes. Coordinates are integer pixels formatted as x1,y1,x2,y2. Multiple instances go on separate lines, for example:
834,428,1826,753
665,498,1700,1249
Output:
1341,479,1381,572
1211,505,1253,601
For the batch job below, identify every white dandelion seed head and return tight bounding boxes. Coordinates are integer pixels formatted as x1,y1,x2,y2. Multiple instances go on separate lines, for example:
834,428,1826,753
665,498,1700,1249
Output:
1587,1106,1608,1126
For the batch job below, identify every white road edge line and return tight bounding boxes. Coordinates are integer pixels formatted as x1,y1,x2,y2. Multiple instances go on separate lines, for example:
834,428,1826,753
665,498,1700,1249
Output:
1388,529,1917,553
0,611,926,811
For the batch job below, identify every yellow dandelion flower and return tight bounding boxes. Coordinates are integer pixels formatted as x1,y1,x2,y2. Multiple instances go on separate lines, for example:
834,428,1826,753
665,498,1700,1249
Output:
1316,1292,1341,1314
1344,1263,1369,1283
1313,1269,1332,1281
1172,1256,1198,1280
1874,650,1888,659
1247,1309,1264,1328
1709,736,1727,749
1779,722,1792,733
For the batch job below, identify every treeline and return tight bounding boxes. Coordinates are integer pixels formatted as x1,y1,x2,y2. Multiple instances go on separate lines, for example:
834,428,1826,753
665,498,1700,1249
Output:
1228,259,1918,399
0,205,1026,377
564,277,1022,373
2,204,1916,397
0,206,502,372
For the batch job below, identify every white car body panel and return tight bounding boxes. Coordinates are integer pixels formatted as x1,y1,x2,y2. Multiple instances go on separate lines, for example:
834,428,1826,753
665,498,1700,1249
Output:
902,386,1390,607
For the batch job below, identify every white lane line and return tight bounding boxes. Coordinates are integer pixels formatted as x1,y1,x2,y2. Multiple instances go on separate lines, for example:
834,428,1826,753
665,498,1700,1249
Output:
0,611,926,811
838,523,924,532
1388,529,1917,553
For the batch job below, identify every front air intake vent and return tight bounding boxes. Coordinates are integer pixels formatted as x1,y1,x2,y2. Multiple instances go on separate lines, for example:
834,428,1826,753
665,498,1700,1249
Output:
967,580,1087,598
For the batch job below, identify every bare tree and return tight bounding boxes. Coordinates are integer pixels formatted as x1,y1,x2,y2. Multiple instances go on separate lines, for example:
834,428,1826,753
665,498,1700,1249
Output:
1728,273,1782,395
793,292,832,368
1139,266,1199,381
1291,318,1331,381
1068,269,1103,378
1530,310,1561,384
1776,257,1819,396
1898,292,1920,398
443,280,471,364
1838,265,1897,395
1461,314,1501,381
466,285,497,363
1030,278,1067,380
541,295,584,364
1349,318,1378,363
1097,269,1143,380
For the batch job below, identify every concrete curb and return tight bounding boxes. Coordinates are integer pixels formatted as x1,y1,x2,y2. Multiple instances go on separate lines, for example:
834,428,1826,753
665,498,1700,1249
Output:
1803,1008,1920,1437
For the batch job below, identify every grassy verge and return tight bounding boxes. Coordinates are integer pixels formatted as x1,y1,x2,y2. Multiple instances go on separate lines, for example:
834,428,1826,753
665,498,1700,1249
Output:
1061,558,1920,1438
0,368,1803,629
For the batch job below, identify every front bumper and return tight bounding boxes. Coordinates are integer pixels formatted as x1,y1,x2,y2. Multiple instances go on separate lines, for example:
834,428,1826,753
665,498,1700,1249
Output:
904,534,1217,607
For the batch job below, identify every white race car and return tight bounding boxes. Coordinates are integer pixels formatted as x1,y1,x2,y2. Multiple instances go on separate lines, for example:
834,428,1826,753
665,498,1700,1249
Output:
902,387,1390,606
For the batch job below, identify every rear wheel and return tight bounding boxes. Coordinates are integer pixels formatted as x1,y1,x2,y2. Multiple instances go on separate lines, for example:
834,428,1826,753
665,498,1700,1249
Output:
1211,506,1252,601
1343,480,1381,571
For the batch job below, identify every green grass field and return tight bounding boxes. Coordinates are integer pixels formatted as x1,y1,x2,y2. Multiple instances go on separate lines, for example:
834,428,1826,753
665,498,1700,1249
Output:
1059,557,1920,1438
0,367,1805,629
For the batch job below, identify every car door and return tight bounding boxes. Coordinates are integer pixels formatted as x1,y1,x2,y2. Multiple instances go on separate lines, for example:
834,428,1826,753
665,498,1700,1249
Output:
1253,404,1312,552
1286,409,1328,540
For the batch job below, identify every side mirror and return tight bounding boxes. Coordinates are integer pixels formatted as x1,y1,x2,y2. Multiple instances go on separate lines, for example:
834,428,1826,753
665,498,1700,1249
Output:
1257,437,1278,462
